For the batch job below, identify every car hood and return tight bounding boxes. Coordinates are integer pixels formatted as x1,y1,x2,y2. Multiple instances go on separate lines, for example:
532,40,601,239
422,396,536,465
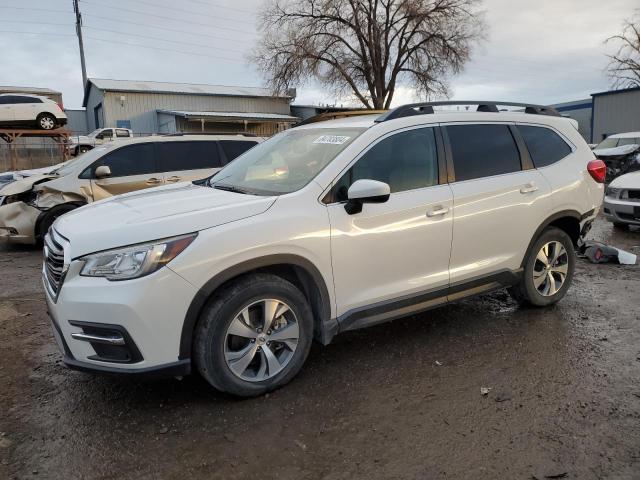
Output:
609,170,640,189
53,182,278,258
0,174,55,195
593,144,639,157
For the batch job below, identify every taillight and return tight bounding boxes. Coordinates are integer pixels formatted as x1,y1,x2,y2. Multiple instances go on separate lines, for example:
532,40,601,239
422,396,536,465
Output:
587,159,606,183
57,102,64,111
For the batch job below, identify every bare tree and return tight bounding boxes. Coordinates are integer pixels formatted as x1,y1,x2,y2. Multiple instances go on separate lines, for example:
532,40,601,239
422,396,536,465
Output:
606,11,640,89
253,0,485,109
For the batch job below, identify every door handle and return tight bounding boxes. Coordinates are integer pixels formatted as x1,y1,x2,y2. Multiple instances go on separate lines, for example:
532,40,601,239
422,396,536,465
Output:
166,176,181,183
146,177,162,185
427,206,449,217
520,183,538,194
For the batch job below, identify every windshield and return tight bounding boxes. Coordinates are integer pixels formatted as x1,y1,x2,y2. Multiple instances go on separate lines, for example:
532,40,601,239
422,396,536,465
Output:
209,128,365,195
51,145,113,176
596,138,618,149
87,129,102,138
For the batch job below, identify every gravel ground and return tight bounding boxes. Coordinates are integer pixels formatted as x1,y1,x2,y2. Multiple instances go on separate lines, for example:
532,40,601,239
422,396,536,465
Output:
0,217,639,480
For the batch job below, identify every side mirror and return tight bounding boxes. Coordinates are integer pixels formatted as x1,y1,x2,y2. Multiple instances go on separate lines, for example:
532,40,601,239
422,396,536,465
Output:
345,179,390,214
94,165,112,179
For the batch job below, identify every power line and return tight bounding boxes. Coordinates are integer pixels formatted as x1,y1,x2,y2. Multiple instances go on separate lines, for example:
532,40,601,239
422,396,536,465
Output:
84,25,247,54
84,35,246,62
0,5,73,14
0,29,75,37
80,0,255,36
124,0,255,26
182,0,254,15
0,19,73,27
81,14,253,45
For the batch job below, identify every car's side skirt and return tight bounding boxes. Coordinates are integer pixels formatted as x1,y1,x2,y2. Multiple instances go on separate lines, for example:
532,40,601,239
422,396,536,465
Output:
336,269,522,333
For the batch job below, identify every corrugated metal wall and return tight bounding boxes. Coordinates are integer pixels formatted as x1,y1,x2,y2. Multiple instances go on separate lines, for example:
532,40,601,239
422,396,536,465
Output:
101,91,291,135
592,89,640,142
64,109,88,135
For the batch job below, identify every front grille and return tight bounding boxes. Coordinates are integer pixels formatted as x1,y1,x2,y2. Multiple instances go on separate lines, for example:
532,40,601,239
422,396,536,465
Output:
43,230,68,301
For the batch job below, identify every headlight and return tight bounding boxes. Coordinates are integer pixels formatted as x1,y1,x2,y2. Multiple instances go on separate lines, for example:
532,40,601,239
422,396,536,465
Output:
605,187,621,198
80,233,197,280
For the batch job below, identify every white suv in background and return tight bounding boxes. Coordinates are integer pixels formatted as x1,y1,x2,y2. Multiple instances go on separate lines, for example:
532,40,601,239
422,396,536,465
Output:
0,93,67,130
44,102,604,397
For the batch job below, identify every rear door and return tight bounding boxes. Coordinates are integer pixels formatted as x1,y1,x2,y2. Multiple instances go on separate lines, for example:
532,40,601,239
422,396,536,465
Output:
157,140,225,183
86,142,160,200
444,123,553,287
10,95,39,121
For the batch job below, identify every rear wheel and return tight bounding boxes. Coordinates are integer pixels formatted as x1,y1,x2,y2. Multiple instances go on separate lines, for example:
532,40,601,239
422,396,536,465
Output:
194,273,314,397
509,227,575,307
37,113,56,130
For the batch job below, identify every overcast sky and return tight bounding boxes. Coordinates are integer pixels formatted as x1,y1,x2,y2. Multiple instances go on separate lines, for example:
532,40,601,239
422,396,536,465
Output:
0,0,636,109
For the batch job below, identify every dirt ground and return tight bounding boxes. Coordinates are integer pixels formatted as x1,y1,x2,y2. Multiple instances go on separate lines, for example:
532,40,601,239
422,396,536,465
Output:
1,217,639,480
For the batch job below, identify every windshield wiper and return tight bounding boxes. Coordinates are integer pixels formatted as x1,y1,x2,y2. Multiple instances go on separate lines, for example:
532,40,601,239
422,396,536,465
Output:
213,184,249,194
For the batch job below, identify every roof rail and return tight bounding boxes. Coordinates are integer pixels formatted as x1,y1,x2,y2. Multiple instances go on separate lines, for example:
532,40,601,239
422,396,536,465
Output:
375,101,561,122
162,132,258,137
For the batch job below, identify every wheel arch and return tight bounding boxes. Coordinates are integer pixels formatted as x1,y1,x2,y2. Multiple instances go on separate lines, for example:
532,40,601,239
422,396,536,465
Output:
179,254,336,361
520,210,582,268
35,201,86,239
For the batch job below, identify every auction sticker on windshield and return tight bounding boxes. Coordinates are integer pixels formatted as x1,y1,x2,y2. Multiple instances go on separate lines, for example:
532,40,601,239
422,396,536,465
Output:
313,135,351,145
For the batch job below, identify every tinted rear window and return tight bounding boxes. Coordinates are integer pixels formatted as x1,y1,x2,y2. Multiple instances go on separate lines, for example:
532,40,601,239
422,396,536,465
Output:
519,125,572,168
447,124,521,181
157,141,223,172
220,140,258,163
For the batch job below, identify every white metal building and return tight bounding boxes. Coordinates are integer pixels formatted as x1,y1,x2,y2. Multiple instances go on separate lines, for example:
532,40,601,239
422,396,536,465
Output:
590,86,640,143
82,78,298,136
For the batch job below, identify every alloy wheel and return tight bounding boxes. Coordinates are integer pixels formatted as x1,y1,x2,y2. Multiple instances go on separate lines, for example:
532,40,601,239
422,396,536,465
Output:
223,298,300,382
533,241,569,296
40,116,55,130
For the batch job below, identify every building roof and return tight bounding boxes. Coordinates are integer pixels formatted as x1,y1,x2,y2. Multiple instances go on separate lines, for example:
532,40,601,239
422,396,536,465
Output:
591,85,640,98
158,110,299,122
84,78,295,106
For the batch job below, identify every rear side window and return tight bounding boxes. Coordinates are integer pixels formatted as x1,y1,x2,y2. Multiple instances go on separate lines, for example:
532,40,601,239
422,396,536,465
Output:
330,127,439,202
519,125,572,168
115,129,130,138
90,143,156,177
220,140,258,163
157,141,223,172
447,124,521,181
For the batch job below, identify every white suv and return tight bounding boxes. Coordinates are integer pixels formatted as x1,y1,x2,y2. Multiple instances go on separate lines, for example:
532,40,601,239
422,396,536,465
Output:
44,102,605,397
0,93,67,130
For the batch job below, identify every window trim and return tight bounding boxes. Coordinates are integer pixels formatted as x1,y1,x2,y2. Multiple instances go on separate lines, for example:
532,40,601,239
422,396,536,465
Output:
321,124,446,205
441,121,529,184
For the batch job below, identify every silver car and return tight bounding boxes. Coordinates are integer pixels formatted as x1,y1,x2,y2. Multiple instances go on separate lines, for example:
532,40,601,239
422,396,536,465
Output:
603,171,640,229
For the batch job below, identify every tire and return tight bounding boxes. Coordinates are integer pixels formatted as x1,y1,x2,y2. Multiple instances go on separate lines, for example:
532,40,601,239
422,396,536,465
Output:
194,273,314,397
613,222,628,231
508,227,576,307
78,146,91,154
37,113,56,130
37,204,79,242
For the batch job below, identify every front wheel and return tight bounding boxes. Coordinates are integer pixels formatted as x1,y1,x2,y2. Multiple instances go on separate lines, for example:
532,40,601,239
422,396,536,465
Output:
509,227,575,307
194,273,314,397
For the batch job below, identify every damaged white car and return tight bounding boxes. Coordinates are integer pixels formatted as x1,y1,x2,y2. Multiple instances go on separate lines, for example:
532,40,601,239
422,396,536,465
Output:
592,132,640,182
0,135,261,244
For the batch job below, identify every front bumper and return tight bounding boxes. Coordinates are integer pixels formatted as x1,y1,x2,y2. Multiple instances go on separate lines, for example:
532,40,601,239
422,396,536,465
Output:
44,259,198,376
603,197,640,226
0,202,39,244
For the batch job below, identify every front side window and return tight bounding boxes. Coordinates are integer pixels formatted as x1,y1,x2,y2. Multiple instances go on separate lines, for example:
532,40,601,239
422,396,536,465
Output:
209,128,364,195
157,141,222,171
100,129,113,139
447,124,521,181
91,143,156,178
330,127,439,202
519,125,572,168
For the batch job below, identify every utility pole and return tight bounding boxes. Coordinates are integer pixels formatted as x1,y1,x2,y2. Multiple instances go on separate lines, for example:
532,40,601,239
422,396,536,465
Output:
73,0,87,87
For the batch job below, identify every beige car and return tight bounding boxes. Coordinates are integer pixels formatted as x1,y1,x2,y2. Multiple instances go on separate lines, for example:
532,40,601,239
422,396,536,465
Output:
0,134,261,244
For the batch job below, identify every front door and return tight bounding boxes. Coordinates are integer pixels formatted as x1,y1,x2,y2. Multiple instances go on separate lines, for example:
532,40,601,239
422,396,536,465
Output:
156,140,225,184
89,143,162,200
326,126,453,324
